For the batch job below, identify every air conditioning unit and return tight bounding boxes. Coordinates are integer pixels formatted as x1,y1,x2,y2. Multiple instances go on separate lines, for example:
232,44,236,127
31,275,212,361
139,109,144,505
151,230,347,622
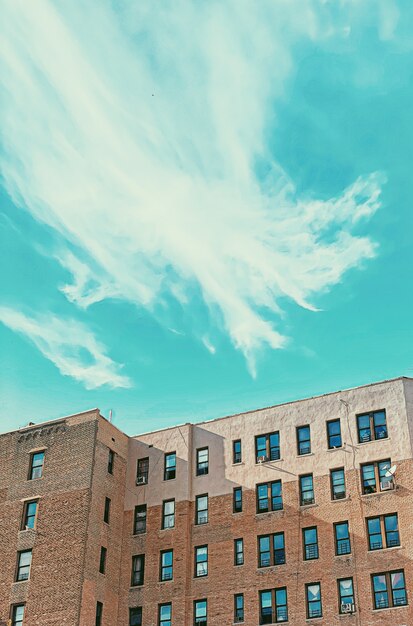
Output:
380,480,394,491
136,476,147,485
341,603,355,614
258,455,268,463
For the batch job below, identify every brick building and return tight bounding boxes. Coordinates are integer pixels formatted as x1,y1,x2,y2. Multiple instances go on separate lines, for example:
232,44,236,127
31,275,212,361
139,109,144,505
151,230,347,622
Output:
0,376,412,626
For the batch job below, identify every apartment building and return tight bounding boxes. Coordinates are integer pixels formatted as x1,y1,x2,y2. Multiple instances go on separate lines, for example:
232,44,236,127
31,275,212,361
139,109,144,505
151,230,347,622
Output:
0,376,412,626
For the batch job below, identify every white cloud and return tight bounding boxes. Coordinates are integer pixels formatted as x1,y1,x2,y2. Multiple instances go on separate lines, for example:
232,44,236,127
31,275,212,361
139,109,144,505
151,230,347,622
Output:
0,307,132,390
1,0,386,370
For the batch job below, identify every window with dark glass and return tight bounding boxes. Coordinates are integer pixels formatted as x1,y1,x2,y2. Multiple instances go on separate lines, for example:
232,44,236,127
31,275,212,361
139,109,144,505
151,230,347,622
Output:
96,602,103,626
299,474,314,505
255,432,280,462
16,550,32,581
327,419,342,449
164,452,176,481
160,550,173,581
99,547,107,574
159,603,172,626
297,425,311,455
361,459,392,494
195,494,208,525
234,593,244,622
234,538,244,566
29,451,45,480
372,570,407,609
334,521,351,555
367,513,400,550
233,487,242,513
104,497,111,524
338,578,355,613
233,439,242,464
196,447,209,476
22,500,38,530
303,527,319,560
129,607,142,626
108,449,114,474
357,410,388,443
131,555,145,586
256,480,283,513
306,582,322,619
259,588,288,624
330,468,346,500
134,504,147,535
136,457,149,485
194,599,207,626
195,545,208,577
258,532,285,567
162,499,175,529
11,604,25,626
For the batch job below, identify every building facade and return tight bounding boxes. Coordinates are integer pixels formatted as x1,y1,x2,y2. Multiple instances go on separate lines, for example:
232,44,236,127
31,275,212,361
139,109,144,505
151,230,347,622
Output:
0,377,412,626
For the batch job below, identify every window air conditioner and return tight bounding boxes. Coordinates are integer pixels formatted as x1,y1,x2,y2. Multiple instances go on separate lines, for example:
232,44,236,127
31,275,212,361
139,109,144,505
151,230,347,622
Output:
341,603,355,613
136,476,147,485
258,455,268,463
380,480,394,491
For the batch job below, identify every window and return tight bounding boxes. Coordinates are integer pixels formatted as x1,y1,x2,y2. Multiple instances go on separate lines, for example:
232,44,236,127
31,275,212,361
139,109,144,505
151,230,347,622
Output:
297,425,311,455
96,602,103,626
136,457,149,485
104,497,111,524
233,487,242,513
258,532,285,567
367,513,400,550
306,583,322,619
259,588,288,624
334,521,351,555
16,550,32,581
129,606,142,626
361,459,392,494
194,599,207,626
234,538,244,566
233,439,242,464
164,452,176,481
159,603,172,626
29,451,44,480
195,545,208,577
108,449,114,474
327,419,342,449
133,504,147,535
162,499,175,529
131,555,145,586
129,607,142,626
160,550,173,581
372,570,407,609
195,494,208,525
255,432,280,462
234,594,244,623
11,604,25,626
303,527,319,560
256,480,283,513
338,578,355,613
330,468,346,500
99,547,107,574
22,500,38,530
357,409,388,443
196,448,209,476
299,474,314,505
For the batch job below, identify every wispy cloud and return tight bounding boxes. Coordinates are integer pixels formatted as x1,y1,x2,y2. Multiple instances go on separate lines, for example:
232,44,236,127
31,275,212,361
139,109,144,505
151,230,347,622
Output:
0,307,131,390
1,0,389,372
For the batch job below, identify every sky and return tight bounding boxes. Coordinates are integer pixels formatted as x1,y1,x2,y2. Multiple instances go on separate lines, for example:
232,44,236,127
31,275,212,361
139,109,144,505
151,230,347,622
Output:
1,0,412,436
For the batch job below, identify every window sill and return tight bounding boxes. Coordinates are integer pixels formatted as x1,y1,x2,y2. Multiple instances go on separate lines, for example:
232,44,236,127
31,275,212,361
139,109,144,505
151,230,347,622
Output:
300,503,318,510
159,578,173,584
232,461,245,466
132,532,147,537
372,604,408,613
368,545,402,553
306,618,323,622
327,447,344,452
361,489,396,499
255,458,283,465
331,496,350,503
357,437,390,446
163,478,177,482
129,586,144,591
255,509,284,518
296,452,314,458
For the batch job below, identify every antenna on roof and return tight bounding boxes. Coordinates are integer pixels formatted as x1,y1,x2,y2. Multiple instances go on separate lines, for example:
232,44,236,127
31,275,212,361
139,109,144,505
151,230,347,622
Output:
109,410,113,423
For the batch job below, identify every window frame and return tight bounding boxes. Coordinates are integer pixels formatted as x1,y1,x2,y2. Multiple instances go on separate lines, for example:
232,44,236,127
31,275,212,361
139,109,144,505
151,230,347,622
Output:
256,480,283,513
96,601,103,626
360,459,392,494
305,582,322,619
233,439,242,464
338,577,355,614
194,545,208,577
234,538,244,566
104,497,111,524
28,450,45,480
15,549,32,582
303,526,319,560
233,487,242,513
299,473,315,506
334,521,351,556
131,554,145,587
330,467,346,500
259,587,288,624
129,607,142,626
133,504,147,535
21,499,38,530
99,546,107,574
194,599,207,626
158,603,172,626
234,593,244,623
258,532,286,568
10,604,25,626
195,494,208,525
357,409,388,443
196,447,209,476
327,419,342,449
255,431,280,463
164,452,176,481
367,513,400,551
296,425,311,455
136,457,149,485
162,499,175,530
160,549,173,582
107,449,114,474
371,570,408,609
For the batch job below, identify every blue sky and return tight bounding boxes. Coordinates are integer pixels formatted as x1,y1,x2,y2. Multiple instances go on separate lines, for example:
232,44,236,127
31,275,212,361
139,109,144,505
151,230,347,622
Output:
1,0,412,435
